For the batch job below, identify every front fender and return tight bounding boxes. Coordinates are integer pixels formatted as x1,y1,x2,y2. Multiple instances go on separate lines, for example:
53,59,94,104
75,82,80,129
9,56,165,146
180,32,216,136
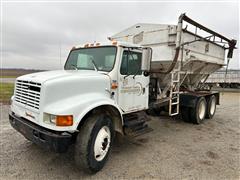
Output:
43,92,123,131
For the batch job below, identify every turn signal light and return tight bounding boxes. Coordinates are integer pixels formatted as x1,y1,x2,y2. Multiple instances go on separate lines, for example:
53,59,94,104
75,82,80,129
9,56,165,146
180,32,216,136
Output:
111,82,118,89
112,41,117,45
56,115,73,126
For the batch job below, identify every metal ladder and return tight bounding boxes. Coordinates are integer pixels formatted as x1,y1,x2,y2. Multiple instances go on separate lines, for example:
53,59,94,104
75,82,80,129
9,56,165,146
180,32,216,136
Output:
169,69,180,116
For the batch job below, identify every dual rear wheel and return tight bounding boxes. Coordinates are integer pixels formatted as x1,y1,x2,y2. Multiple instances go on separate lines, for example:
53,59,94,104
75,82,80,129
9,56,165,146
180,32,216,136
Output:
181,95,216,124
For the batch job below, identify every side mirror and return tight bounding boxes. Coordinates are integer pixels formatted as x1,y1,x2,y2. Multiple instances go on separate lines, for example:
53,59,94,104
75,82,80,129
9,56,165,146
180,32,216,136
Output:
141,47,152,73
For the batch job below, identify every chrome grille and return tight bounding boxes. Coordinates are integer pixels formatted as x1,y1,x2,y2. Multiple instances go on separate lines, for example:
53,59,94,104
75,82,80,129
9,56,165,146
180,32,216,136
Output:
15,80,41,110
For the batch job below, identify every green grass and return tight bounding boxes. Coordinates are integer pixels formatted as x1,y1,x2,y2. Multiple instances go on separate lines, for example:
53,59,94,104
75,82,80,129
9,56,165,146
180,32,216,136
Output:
0,75,19,78
0,83,14,103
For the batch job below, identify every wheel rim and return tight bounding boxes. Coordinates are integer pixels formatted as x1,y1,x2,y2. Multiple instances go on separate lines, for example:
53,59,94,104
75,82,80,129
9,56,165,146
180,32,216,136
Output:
198,100,206,120
210,98,216,115
94,126,111,161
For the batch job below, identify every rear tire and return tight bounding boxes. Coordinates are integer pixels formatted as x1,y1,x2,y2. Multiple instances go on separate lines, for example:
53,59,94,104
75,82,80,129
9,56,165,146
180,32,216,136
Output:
190,97,207,124
181,106,191,122
206,95,216,119
74,113,114,173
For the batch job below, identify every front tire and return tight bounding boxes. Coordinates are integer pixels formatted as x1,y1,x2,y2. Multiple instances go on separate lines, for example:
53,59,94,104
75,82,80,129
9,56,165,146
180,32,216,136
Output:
74,113,114,173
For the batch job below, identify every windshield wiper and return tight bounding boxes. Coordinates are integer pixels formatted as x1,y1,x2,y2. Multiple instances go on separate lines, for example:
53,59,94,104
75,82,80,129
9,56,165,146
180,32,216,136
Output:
90,58,99,72
70,64,78,70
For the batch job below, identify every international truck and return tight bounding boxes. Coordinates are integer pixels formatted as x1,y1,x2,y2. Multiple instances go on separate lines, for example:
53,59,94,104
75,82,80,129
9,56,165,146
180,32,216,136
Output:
9,14,237,173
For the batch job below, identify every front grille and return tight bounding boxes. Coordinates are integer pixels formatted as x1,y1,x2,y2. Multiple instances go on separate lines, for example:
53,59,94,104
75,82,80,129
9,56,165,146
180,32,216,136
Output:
15,80,41,110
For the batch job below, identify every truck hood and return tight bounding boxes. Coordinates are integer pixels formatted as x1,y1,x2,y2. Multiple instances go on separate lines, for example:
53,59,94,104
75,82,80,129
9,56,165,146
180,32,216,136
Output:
16,70,108,84
15,69,111,113
12,69,112,129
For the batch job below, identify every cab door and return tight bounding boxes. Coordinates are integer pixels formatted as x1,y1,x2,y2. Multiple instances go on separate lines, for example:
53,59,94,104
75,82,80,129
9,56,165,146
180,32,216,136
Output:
117,49,149,113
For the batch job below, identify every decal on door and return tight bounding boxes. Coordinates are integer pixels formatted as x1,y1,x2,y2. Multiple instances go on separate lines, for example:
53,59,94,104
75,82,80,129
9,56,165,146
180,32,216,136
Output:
120,82,142,95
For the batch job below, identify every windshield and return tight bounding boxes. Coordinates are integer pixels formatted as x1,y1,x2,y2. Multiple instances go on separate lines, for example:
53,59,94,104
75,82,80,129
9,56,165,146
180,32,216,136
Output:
64,46,117,72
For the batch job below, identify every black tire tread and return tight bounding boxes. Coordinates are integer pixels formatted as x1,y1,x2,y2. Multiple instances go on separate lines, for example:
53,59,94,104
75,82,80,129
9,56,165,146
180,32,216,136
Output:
206,95,216,119
181,106,191,122
190,97,207,124
74,114,98,173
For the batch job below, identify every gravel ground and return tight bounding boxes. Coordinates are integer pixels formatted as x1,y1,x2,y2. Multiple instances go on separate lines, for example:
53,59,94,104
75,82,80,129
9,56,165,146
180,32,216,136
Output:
0,92,239,180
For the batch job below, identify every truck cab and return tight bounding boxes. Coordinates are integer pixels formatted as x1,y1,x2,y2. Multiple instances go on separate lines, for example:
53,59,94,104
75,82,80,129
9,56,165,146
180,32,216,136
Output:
64,42,150,113
9,41,151,173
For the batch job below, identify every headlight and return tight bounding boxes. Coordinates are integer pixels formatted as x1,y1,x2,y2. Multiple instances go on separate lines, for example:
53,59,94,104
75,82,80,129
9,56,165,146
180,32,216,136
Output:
43,113,73,126
43,113,57,125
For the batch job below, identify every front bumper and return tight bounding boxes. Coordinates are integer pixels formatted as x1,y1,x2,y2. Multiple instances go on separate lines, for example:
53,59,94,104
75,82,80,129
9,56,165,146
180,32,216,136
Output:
9,112,73,153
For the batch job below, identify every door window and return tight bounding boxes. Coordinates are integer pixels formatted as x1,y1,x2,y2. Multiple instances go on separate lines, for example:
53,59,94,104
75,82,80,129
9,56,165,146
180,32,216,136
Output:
120,50,142,75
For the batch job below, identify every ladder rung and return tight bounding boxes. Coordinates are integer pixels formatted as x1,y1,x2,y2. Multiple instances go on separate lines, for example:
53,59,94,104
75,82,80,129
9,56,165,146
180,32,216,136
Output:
172,80,179,83
168,33,177,36
170,112,179,116
172,91,179,94
171,102,179,105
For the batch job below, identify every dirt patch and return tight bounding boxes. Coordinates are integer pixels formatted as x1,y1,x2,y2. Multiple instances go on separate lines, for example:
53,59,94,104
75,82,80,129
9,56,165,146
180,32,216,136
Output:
206,151,220,160
136,138,149,143
199,160,214,166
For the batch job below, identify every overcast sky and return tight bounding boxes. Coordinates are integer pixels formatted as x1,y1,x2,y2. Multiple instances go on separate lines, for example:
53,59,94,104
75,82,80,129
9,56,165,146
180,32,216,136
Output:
1,1,239,70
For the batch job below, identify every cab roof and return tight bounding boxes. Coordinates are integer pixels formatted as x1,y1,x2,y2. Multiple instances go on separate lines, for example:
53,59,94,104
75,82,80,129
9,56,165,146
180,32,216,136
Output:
74,41,142,49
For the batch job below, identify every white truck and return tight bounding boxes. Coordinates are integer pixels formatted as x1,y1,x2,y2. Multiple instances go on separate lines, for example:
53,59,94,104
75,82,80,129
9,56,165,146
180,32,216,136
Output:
9,14,236,173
